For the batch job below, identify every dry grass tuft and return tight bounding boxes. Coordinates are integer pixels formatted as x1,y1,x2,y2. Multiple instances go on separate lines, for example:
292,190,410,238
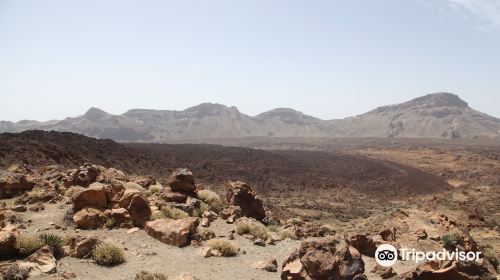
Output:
207,239,239,257
197,189,223,213
134,271,168,280
92,243,125,266
235,220,269,240
15,235,43,256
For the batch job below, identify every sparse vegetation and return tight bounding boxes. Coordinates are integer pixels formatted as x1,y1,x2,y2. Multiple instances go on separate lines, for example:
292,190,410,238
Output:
197,189,223,213
2,264,30,280
442,229,463,249
481,244,499,268
134,271,168,280
39,233,63,256
148,184,163,195
235,220,269,240
198,228,216,241
105,218,115,229
92,243,125,266
207,239,239,257
161,206,189,220
278,229,297,240
15,235,43,256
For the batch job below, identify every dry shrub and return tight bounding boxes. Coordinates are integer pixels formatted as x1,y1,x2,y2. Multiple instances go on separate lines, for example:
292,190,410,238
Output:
207,239,239,257
134,271,168,280
198,228,216,241
235,220,269,240
92,243,125,266
15,235,43,256
279,229,297,240
197,190,223,213
161,206,189,220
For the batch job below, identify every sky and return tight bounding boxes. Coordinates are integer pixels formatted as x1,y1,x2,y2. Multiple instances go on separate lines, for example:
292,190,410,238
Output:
0,0,499,122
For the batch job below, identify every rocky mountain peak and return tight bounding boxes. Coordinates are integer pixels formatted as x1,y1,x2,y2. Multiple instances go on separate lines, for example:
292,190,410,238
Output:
83,107,109,121
406,92,468,108
183,103,238,118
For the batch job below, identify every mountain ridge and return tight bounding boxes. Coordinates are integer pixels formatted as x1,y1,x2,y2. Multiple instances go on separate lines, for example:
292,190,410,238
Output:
1,92,499,141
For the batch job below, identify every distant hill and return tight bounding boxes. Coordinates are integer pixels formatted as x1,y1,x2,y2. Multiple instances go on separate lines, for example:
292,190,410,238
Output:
1,93,499,141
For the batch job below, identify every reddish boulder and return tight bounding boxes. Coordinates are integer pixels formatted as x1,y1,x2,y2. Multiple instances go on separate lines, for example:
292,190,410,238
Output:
119,190,151,226
104,208,131,227
0,222,19,257
145,217,199,247
281,238,365,280
168,168,196,193
0,171,36,198
68,163,100,188
72,183,107,212
131,176,156,189
225,181,266,221
17,246,57,276
395,260,496,280
73,208,105,229
104,180,125,207
64,235,100,258
346,234,378,257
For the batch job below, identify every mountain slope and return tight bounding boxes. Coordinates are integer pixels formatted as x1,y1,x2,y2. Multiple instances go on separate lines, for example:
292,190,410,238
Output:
1,93,499,141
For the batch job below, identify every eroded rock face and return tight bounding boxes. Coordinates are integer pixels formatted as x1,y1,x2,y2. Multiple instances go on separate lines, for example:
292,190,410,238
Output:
72,183,107,212
346,234,378,257
0,222,19,257
168,168,196,193
66,163,100,188
63,235,100,258
0,171,36,198
281,238,365,280
145,217,199,247
395,260,496,280
119,190,151,227
17,246,57,276
73,208,105,229
225,181,266,221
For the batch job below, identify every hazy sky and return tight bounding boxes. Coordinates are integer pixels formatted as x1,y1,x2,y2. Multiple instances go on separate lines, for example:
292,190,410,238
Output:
1,0,499,122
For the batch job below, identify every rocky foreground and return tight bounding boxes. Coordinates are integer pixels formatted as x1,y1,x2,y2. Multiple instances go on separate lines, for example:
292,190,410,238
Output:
0,163,498,280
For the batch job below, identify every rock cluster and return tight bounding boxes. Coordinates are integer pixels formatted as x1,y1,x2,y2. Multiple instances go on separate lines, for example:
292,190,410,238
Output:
281,238,366,280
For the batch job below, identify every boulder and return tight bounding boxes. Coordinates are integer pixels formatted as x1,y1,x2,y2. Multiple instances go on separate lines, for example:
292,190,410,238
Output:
346,234,378,257
0,222,19,257
73,208,106,229
104,180,125,207
131,176,156,189
281,238,365,280
371,265,397,279
118,190,151,226
98,167,128,183
63,235,100,258
0,171,36,198
145,217,199,247
104,208,131,227
168,168,196,193
226,181,266,221
17,246,57,276
72,183,107,212
253,257,278,272
379,227,396,241
127,195,152,227
68,163,100,188
395,260,496,280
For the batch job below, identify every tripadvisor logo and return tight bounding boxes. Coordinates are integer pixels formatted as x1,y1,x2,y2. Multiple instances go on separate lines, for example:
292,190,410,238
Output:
375,244,481,267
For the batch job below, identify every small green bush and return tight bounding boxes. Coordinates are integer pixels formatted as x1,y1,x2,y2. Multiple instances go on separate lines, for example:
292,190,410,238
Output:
207,239,239,257
134,271,168,280
235,220,269,240
38,233,64,257
442,230,462,249
92,243,125,266
105,218,115,229
15,235,43,256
